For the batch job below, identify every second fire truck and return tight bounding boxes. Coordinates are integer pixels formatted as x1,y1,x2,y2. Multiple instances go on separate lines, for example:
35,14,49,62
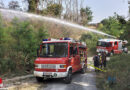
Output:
97,39,128,56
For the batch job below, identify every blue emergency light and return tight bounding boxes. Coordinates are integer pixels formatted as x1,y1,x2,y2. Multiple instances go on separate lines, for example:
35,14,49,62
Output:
64,37,71,40
43,39,48,41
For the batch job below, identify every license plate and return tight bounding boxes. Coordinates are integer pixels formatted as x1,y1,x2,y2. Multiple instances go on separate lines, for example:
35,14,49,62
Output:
43,72,52,75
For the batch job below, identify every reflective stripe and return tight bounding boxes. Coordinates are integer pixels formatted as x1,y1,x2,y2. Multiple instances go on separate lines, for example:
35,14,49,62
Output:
35,68,66,72
99,56,102,63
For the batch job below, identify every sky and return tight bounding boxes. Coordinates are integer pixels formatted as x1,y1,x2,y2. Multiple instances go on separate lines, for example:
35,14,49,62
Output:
2,0,129,23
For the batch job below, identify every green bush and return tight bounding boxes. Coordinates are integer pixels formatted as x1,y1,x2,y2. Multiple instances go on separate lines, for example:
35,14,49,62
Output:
0,58,16,73
127,46,130,51
97,53,130,90
0,17,48,75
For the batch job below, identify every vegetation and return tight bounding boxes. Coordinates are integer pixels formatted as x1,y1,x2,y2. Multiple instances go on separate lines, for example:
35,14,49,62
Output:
120,20,130,46
27,0,39,12
0,16,48,76
97,54,130,90
80,6,93,25
8,1,20,10
42,3,62,17
97,13,126,38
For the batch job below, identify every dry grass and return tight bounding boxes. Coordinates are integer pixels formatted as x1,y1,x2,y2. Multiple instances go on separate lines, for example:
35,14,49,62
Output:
30,19,88,40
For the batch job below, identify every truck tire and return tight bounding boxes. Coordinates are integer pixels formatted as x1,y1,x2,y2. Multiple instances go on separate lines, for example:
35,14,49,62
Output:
64,70,72,84
81,65,86,74
36,77,43,82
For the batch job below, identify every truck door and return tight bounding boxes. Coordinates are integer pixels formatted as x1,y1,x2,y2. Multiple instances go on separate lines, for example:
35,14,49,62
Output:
73,44,81,71
69,44,80,72
114,41,118,53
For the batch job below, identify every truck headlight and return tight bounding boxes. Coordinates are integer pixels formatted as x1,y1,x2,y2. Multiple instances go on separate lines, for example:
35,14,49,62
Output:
105,51,108,54
59,64,66,69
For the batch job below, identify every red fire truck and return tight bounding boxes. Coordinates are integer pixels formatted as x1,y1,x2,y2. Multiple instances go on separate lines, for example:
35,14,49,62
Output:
97,39,128,56
34,38,87,84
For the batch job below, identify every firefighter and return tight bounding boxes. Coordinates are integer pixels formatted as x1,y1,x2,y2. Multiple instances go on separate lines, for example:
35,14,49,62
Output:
123,46,128,53
93,54,99,72
98,52,103,69
80,51,84,62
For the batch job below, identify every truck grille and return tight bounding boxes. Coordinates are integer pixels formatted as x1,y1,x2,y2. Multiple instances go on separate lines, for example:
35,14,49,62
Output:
41,64,56,69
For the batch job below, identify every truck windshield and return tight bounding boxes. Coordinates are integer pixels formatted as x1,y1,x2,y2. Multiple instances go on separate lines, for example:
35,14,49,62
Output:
39,43,68,58
97,41,112,47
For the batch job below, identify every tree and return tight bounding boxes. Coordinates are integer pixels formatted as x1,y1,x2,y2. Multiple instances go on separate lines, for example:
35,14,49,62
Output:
0,0,4,8
80,6,93,25
99,14,126,37
22,0,93,24
63,0,84,23
8,1,20,10
46,3,62,16
27,0,39,12
120,20,130,45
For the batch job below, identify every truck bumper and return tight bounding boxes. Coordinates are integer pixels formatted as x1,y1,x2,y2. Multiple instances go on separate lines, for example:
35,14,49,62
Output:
34,71,68,78
0,84,3,88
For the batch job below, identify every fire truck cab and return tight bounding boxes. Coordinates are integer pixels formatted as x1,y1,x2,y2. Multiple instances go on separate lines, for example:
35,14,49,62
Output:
97,39,128,56
34,38,87,84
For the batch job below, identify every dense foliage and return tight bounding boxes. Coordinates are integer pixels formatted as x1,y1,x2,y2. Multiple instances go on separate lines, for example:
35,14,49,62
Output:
97,54,130,90
120,20,130,45
42,3,62,17
0,16,48,75
80,6,93,25
27,0,39,12
98,14,126,38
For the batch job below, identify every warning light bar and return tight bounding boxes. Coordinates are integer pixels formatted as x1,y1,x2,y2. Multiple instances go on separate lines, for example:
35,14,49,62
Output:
64,37,71,40
43,38,72,41
43,39,48,41
42,38,86,46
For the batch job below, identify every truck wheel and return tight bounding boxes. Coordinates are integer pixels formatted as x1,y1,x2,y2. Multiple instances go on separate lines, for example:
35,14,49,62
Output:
81,65,86,74
36,77,43,82
64,70,72,84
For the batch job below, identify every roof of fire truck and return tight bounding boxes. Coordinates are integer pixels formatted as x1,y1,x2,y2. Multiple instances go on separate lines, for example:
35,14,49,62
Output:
98,39,122,42
42,38,87,47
